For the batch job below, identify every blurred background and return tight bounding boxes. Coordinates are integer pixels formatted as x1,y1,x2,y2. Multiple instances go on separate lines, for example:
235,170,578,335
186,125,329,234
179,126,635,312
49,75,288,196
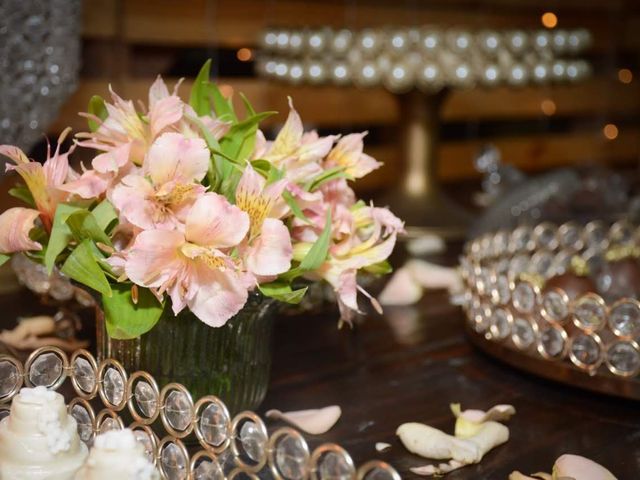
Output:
2,0,639,207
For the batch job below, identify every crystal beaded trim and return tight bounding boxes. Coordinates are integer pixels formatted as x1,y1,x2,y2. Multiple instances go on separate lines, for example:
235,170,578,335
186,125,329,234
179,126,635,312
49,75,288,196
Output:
461,220,640,378
0,347,401,480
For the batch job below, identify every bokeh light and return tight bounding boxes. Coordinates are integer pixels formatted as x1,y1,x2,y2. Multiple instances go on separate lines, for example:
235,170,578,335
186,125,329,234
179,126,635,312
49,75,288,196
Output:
541,12,558,29
603,123,619,140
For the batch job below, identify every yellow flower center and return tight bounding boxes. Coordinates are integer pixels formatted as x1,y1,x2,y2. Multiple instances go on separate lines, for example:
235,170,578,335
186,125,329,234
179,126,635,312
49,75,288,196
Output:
236,191,271,237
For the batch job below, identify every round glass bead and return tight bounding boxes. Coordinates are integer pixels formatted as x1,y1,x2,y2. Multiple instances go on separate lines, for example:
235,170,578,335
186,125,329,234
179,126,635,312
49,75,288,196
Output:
70,404,93,443
165,390,193,432
608,300,640,338
572,295,606,331
538,325,566,359
512,317,535,350
161,442,188,480
541,289,569,323
28,352,63,388
489,308,511,340
0,360,21,400
132,429,156,463
72,357,96,394
512,282,537,314
606,341,640,376
198,401,230,447
318,452,354,480
240,420,267,462
102,367,125,406
192,459,224,480
275,433,309,480
134,380,158,418
569,333,602,369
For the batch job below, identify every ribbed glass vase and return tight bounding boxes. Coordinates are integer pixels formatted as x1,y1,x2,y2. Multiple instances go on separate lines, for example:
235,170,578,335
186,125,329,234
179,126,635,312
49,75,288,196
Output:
96,293,277,414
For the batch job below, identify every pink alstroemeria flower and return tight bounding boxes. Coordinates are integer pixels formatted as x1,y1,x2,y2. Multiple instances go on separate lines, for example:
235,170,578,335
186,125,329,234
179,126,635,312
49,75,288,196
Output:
0,207,42,254
111,132,209,230
60,142,132,199
325,132,382,179
0,129,74,231
235,164,292,277
77,76,183,164
321,205,404,325
253,99,336,182
124,193,253,327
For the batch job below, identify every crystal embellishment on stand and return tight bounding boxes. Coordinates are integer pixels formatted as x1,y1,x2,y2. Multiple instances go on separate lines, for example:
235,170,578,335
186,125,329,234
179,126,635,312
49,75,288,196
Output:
27,351,64,388
0,348,403,479
135,381,158,418
569,333,603,370
512,317,536,350
572,294,607,332
103,368,125,405
512,281,537,314
538,325,567,359
541,289,570,323
489,308,512,340
606,341,640,377
72,356,96,395
608,300,640,338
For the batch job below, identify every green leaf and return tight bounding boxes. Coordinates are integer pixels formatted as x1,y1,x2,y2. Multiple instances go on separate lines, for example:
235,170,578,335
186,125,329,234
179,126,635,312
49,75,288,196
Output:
305,166,352,191
281,211,332,282
209,83,237,122
61,239,112,297
45,204,85,274
364,260,392,275
8,186,35,207
87,95,108,132
219,111,276,163
258,281,308,304
0,253,10,267
91,200,118,233
250,159,272,177
282,190,311,224
102,283,164,339
239,92,256,116
189,59,213,116
299,210,332,271
66,210,112,247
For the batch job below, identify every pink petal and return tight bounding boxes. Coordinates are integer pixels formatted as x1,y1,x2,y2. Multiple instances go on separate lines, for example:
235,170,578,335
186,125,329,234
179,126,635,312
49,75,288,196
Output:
187,266,250,327
92,142,131,174
326,132,381,178
0,207,42,253
269,97,303,157
378,267,423,306
125,229,185,288
185,193,249,248
236,163,266,203
298,132,337,164
336,269,360,314
246,218,292,276
111,176,157,230
0,145,29,164
148,75,170,108
554,454,617,480
265,406,341,435
149,95,183,138
59,170,111,199
145,132,209,185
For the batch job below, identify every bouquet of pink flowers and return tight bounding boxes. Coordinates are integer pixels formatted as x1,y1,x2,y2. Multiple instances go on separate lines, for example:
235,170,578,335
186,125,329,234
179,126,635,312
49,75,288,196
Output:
0,61,403,338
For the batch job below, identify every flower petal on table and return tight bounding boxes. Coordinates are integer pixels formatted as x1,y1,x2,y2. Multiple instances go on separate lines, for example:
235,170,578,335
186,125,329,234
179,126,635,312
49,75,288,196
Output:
553,454,617,480
265,406,342,435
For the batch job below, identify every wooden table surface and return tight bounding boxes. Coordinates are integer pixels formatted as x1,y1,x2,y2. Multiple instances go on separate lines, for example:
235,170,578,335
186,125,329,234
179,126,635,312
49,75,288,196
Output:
263,267,640,478
1,250,639,479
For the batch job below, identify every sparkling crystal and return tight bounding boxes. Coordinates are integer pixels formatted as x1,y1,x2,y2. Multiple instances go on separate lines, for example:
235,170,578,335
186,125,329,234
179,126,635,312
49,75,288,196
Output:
491,275,510,305
134,381,158,418
539,326,565,358
534,224,557,250
318,451,353,480
0,360,20,399
559,223,582,249
73,357,96,393
103,367,125,405
133,430,155,462
573,297,606,331
512,282,536,314
473,304,491,333
165,390,192,431
606,341,640,375
70,404,93,442
508,254,530,279
29,352,63,387
608,301,640,337
199,402,229,446
512,318,535,349
275,434,308,480
491,231,509,257
570,334,601,367
240,421,267,463
550,250,573,276
509,226,532,253
542,290,568,322
193,459,224,480
161,442,188,480
609,221,633,245
99,416,120,434
489,308,511,340
531,250,553,276
584,222,607,250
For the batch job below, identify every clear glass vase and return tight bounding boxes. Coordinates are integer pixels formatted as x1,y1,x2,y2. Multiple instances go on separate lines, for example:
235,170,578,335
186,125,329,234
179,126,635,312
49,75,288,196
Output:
96,293,277,414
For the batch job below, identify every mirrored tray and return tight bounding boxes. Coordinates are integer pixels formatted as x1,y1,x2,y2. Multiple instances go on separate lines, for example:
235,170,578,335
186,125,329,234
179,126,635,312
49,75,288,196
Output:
0,346,400,480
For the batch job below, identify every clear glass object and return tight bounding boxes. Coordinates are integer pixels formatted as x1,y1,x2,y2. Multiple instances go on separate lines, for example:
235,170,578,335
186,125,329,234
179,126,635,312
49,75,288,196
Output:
97,293,278,414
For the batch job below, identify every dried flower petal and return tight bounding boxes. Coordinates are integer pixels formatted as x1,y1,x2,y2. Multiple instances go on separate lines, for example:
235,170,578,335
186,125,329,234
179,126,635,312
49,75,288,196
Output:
553,454,617,480
375,442,392,452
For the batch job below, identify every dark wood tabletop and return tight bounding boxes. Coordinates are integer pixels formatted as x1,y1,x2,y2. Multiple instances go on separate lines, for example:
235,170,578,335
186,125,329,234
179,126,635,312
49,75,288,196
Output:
263,272,640,479
1,249,639,479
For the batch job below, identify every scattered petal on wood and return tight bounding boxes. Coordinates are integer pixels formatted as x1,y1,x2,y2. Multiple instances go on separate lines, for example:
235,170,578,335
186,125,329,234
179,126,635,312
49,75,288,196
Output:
509,472,547,480
406,260,462,292
265,406,341,435
451,403,515,438
406,234,445,256
553,454,617,480
379,267,422,306
410,460,464,476
375,442,392,452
